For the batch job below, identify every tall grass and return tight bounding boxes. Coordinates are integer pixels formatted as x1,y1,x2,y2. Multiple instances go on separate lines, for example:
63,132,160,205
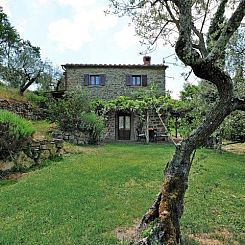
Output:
0,110,35,138
0,84,27,101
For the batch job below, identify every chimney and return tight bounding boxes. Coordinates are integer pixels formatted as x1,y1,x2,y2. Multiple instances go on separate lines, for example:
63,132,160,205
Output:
143,56,151,65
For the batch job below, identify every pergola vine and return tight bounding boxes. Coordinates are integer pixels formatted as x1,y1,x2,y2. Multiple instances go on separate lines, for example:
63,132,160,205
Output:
93,94,185,144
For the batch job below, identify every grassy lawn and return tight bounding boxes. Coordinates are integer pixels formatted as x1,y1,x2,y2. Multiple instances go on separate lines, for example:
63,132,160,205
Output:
0,144,244,244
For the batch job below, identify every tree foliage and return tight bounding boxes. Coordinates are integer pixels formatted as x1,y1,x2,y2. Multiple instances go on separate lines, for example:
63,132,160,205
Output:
48,88,105,144
0,7,19,56
4,40,44,95
0,8,62,95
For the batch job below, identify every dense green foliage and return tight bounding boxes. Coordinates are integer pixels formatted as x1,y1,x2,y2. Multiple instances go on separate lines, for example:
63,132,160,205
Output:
94,90,185,139
48,88,104,144
26,91,48,108
0,8,62,95
0,110,35,159
0,144,244,244
178,80,245,142
81,112,105,144
223,111,245,141
0,7,19,58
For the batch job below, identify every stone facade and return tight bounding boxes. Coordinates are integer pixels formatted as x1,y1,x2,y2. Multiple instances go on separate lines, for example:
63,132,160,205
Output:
63,64,167,100
62,57,168,141
105,110,167,141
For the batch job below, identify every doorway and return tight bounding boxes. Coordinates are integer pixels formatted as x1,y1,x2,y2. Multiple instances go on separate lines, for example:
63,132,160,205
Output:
118,114,131,140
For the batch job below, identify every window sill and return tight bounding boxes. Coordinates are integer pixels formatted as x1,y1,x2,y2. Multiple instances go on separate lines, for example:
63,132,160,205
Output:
86,85,104,87
128,85,146,87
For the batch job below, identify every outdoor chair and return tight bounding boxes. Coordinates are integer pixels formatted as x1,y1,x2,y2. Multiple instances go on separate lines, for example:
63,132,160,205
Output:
153,131,169,142
136,129,146,141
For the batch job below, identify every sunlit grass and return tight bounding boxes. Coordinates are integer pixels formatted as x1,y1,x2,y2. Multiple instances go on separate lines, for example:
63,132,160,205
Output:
0,84,27,101
31,120,56,140
0,144,244,244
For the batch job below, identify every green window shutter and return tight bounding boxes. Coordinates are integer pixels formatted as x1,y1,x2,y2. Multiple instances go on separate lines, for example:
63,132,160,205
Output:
142,75,147,86
84,74,89,86
126,75,132,86
100,74,106,86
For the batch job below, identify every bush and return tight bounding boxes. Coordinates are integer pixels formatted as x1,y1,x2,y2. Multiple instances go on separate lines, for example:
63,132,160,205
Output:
223,111,245,142
81,113,104,144
0,110,35,160
26,91,48,107
48,87,105,144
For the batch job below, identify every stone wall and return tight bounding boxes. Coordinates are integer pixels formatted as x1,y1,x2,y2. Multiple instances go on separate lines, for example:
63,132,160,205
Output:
104,111,116,140
0,98,46,120
63,63,167,141
104,110,165,141
64,65,166,99
0,139,63,174
52,130,90,145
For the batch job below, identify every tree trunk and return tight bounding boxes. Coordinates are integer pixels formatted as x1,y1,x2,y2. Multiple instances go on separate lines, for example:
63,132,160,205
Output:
19,80,34,96
146,110,150,144
136,100,233,244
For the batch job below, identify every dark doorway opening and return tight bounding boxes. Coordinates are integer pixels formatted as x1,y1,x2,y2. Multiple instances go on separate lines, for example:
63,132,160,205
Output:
118,113,131,140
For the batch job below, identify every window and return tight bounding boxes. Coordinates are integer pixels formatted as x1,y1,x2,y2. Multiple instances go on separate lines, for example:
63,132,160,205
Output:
90,75,101,85
126,75,147,87
132,75,142,86
84,74,106,86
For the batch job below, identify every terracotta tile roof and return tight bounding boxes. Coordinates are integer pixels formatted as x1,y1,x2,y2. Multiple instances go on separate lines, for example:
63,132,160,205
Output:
62,63,168,69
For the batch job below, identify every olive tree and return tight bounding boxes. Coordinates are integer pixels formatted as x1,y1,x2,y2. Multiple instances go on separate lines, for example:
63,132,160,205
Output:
0,7,20,81
6,40,44,95
0,8,59,95
108,0,245,244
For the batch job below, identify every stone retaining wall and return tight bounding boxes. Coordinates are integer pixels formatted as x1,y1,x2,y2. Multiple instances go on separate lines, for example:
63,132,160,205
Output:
0,139,63,174
0,98,46,120
52,130,90,145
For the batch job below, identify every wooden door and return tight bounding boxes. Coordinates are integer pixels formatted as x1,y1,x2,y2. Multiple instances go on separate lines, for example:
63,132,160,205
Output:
118,114,131,140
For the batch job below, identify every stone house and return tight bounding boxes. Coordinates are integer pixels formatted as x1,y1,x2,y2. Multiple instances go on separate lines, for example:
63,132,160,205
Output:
62,56,168,141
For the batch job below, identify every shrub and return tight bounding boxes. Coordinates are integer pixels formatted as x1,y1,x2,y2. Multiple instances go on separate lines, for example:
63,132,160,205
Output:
223,111,245,142
0,110,35,160
48,87,105,144
26,91,48,107
81,113,104,144
48,88,92,131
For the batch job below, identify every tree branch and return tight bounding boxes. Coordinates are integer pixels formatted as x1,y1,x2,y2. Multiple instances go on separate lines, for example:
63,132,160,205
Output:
151,21,170,45
163,0,179,29
191,22,208,57
207,0,229,48
175,0,202,66
200,0,210,33
206,0,245,62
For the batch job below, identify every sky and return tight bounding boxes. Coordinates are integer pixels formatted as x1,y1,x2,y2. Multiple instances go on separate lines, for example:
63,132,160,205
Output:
0,0,195,98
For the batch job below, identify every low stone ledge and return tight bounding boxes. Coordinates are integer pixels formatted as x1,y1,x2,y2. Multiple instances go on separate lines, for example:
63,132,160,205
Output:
0,139,64,174
52,130,89,145
0,98,46,120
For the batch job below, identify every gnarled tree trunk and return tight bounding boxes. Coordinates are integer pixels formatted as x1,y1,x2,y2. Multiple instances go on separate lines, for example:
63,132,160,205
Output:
137,98,234,244
133,0,245,243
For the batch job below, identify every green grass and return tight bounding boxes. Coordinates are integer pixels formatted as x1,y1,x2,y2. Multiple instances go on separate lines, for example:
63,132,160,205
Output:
31,120,55,140
0,109,35,137
182,149,245,244
0,144,244,244
0,83,45,104
0,84,27,101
